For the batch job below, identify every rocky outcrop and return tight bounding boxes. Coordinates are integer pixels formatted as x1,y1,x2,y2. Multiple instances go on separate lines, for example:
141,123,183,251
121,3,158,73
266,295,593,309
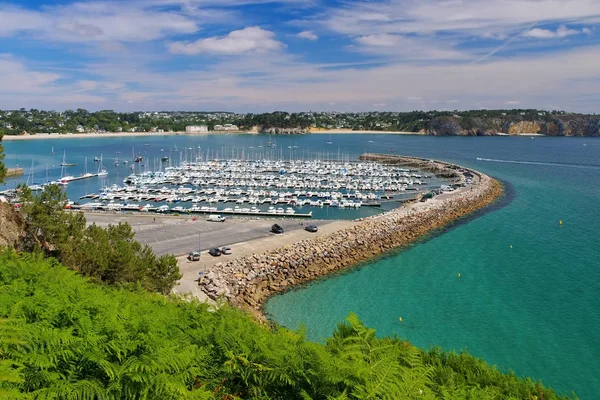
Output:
426,115,600,136
0,203,25,249
507,121,542,134
198,154,503,320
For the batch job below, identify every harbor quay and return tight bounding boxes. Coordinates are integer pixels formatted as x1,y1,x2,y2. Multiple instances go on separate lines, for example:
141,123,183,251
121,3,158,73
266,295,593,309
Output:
194,154,503,319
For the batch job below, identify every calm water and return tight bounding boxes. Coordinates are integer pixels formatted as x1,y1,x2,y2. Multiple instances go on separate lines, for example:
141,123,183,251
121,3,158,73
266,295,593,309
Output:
4,134,600,398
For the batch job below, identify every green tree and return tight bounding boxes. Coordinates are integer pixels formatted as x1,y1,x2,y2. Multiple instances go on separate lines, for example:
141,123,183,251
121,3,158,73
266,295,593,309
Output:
19,184,86,253
19,185,181,293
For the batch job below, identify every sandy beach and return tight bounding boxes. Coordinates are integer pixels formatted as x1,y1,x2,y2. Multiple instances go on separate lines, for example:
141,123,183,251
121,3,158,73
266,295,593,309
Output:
1,131,181,141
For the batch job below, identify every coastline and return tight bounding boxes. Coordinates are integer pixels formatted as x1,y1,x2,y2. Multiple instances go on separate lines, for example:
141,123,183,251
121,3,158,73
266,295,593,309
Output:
197,154,504,320
2,130,548,141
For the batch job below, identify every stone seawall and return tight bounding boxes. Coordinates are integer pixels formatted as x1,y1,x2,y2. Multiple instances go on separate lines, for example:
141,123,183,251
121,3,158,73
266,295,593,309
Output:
199,154,503,319
6,168,24,178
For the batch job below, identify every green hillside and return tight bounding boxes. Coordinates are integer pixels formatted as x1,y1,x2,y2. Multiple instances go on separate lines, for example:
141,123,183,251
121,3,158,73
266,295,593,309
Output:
0,250,572,399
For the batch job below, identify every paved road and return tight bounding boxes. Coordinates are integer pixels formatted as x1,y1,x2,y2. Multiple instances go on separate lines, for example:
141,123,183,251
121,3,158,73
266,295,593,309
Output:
84,213,309,256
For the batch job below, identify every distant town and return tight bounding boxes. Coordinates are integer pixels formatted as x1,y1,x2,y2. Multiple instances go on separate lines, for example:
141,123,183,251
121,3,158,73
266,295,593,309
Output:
0,108,593,136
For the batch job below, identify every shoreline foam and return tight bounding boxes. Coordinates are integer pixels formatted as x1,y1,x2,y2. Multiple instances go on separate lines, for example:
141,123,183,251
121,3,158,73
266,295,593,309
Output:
198,154,504,320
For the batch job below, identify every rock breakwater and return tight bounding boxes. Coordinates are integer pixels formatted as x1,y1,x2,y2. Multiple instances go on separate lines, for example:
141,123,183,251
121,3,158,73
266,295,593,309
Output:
199,154,503,320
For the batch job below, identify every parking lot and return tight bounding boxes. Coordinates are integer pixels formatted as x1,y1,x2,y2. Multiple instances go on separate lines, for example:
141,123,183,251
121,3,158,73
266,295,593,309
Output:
85,213,310,256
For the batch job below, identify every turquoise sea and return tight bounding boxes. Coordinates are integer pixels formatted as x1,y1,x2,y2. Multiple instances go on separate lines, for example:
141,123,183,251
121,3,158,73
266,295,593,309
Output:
3,134,600,398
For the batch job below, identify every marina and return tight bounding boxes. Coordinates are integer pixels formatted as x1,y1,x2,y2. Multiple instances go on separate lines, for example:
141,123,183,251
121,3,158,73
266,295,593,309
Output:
69,158,451,218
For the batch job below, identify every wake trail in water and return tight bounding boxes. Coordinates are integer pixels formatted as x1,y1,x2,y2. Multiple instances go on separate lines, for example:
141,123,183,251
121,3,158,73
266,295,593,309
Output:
476,157,600,169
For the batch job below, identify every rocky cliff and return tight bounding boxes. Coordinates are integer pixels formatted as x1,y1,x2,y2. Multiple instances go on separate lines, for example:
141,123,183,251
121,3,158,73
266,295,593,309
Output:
0,202,25,249
426,114,600,136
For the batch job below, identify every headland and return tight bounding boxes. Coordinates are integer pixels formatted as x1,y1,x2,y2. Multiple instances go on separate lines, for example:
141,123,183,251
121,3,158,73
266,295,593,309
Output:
196,154,503,319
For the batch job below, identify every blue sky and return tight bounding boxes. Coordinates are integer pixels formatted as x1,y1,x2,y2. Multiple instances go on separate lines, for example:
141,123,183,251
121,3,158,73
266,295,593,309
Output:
1,0,599,112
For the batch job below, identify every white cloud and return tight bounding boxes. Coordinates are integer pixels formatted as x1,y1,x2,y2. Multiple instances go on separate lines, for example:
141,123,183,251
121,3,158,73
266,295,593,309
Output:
324,0,600,37
75,80,125,92
353,34,468,60
169,26,284,55
313,0,599,64
56,43,600,114
523,25,584,39
297,30,318,41
0,3,199,42
0,55,60,93
356,33,399,47
0,6,47,37
56,20,104,38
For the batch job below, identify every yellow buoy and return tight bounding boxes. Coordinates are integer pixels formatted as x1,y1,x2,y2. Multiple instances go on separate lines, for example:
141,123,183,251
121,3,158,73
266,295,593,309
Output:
559,220,563,225
399,317,403,322
510,245,513,249
458,273,461,278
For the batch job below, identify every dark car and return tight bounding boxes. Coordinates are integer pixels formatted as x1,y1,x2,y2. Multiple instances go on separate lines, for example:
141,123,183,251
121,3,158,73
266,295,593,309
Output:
271,224,284,234
208,247,222,257
305,224,318,233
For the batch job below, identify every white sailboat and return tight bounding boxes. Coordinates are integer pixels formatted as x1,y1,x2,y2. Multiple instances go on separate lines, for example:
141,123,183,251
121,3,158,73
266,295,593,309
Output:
27,160,43,191
58,151,74,184
97,154,108,177
83,157,94,179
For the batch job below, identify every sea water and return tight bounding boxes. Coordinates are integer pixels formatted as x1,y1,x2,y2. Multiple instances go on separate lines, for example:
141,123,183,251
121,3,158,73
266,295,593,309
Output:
4,134,600,398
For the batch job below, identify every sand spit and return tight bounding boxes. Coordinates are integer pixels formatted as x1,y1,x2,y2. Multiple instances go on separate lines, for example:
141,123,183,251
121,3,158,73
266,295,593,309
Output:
198,154,503,320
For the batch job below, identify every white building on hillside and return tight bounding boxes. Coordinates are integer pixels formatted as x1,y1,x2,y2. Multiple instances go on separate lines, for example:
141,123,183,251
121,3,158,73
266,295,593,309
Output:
213,124,239,131
185,125,208,133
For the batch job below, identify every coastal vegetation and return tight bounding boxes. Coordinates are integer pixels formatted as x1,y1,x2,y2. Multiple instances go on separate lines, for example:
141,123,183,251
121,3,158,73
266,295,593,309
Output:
17,185,181,294
1,108,599,136
0,250,573,399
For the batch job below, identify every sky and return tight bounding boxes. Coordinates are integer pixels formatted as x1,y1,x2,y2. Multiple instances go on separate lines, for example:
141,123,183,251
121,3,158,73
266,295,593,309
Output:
1,0,599,112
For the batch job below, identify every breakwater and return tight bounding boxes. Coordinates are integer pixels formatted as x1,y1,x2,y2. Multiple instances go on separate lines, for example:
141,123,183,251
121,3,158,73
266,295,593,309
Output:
198,154,503,319
6,168,24,178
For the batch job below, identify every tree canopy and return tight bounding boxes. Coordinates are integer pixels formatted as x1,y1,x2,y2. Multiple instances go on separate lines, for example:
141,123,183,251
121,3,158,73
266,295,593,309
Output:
18,184,181,294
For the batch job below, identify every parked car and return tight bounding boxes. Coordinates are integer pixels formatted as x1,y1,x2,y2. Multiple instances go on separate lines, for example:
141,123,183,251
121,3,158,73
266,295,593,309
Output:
187,251,201,261
221,246,232,255
305,224,318,233
208,247,222,257
207,215,226,222
271,224,284,234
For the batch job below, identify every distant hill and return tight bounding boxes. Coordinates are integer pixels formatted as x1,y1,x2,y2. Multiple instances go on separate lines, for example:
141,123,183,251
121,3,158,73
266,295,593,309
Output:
1,108,598,136
425,113,600,136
